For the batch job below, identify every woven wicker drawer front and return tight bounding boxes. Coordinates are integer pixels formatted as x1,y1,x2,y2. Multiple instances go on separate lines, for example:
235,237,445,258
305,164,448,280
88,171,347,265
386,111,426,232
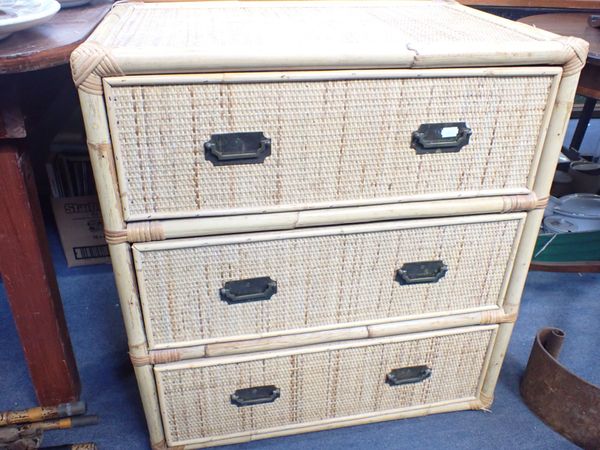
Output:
155,326,496,446
133,215,522,349
105,70,556,220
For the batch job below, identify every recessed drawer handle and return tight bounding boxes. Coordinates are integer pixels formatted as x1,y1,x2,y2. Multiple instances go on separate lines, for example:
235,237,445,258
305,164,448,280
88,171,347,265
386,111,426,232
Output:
411,122,472,154
220,276,277,304
386,365,432,386
395,260,447,285
231,385,280,407
204,131,271,165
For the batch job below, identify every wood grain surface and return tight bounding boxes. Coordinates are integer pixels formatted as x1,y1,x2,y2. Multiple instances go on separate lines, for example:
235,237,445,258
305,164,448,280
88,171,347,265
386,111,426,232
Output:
519,13,599,62
519,13,600,99
0,0,112,74
0,142,81,405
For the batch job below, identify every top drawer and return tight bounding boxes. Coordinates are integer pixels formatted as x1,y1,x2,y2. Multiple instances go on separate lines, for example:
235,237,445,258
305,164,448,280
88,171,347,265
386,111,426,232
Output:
104,68,560,221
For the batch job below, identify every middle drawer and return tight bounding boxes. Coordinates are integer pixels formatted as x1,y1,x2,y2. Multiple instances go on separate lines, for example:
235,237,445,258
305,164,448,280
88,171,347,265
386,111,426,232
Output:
133,213,524,349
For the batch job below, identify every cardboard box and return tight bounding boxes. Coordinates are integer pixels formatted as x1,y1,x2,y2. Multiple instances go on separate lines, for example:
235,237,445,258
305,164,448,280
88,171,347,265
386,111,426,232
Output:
46,143,111,268
50,196,110,267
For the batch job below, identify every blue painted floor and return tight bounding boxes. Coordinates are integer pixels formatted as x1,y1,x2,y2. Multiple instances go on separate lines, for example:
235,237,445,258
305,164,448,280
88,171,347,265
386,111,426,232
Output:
1,217,599,450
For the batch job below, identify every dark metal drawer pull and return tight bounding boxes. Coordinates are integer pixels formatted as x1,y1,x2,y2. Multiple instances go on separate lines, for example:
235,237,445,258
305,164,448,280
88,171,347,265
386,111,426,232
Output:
386,365,432,386
204,131,271,165
396,260,448,285
411,122,472,154
231,385,280,407
220,276,277,304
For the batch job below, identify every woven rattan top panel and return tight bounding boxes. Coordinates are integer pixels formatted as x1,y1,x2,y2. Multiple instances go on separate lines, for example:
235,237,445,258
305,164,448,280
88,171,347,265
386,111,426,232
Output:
134,215,521,349
155,326,496,446
73,0,577,77
105,70,556,220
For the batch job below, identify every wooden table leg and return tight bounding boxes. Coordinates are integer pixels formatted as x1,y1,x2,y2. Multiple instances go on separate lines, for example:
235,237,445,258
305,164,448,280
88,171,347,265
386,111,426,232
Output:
0,142,80,406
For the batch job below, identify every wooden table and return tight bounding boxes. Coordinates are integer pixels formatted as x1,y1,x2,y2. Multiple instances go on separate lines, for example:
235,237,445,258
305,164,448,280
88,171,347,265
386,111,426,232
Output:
520,13,600,273
519,13,600,151
0,0,112,406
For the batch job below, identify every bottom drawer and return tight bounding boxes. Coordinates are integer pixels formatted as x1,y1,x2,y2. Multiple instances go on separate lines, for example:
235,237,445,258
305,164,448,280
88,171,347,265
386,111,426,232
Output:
155,325,497,447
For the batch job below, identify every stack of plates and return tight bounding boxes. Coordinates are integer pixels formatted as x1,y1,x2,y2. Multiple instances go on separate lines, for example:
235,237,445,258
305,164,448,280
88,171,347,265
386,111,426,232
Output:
543,194,600,233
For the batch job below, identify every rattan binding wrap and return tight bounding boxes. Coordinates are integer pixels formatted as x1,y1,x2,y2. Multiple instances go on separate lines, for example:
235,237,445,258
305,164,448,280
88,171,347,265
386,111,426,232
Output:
131,349,183,367
105,222,166,245
106,75,554,220
134,217,521,348
556,36,588,76
501,194,548,213
135,310,516,365
71,41,124,95
155,326,495,446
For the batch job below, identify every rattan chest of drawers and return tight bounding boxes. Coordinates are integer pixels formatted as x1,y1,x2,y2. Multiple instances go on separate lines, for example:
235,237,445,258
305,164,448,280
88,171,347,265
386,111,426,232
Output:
72,1,587,448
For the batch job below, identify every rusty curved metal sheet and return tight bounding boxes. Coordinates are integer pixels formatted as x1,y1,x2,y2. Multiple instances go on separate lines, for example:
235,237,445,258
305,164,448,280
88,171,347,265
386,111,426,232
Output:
520,327,600,449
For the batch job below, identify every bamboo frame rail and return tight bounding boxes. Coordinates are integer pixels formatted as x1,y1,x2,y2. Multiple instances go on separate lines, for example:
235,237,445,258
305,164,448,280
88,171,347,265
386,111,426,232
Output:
106,194,546,244
153,399,488,449
480,61,585,402
78,90,166,448
131,309,516,366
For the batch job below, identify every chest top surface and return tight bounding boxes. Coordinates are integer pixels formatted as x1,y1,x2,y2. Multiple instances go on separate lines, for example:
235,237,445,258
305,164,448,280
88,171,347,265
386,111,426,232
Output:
71,0,588,92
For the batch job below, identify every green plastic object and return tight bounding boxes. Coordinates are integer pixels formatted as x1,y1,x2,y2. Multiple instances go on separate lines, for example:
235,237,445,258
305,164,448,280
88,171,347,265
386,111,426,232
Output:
533,230,600,263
